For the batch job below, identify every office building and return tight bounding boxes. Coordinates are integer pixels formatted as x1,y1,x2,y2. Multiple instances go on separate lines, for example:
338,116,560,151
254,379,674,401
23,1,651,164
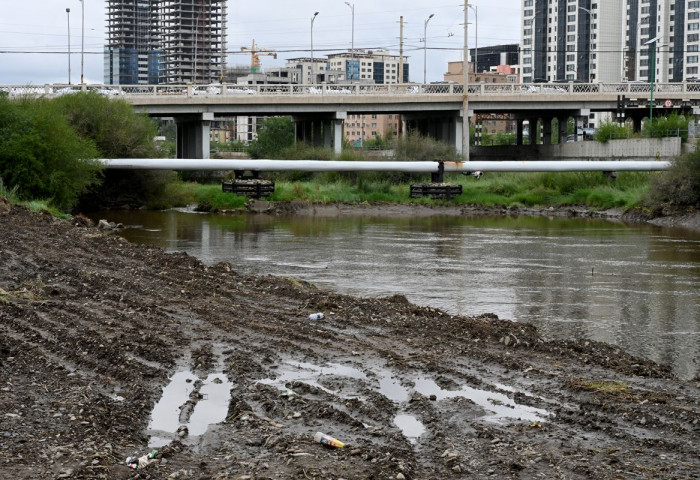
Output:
326,50,409,83
469,44,519,74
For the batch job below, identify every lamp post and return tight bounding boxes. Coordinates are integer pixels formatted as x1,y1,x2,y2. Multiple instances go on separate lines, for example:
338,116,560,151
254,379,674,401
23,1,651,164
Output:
463,2,469,161
423,13,434,85
579,7,593,82
344,2,354,82
79,0,84,84
310,11,319,85
645,35,662,125
66,8,71,84
468,4,477,74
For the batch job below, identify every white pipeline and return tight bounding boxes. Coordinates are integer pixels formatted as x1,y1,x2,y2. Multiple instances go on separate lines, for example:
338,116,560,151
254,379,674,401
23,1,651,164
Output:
99,159,671,172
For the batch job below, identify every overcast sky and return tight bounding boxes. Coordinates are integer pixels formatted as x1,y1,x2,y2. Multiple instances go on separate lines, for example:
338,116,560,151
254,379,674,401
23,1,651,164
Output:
0,0,521,85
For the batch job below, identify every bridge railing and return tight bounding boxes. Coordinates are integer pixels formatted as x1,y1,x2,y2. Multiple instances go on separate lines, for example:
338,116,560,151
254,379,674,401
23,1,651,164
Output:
4,82,700,98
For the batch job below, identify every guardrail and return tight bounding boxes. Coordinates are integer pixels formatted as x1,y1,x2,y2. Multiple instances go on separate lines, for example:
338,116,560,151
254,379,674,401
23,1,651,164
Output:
4,82,700,98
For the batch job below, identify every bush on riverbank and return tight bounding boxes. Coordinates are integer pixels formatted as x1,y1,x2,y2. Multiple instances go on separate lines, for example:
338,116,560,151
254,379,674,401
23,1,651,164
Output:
0,97,102,211
0,93,166,212
647,142,700,207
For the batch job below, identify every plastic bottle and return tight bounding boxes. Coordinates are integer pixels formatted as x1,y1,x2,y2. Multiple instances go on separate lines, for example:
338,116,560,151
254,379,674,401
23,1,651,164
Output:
314,431,345,448
308,313,324,320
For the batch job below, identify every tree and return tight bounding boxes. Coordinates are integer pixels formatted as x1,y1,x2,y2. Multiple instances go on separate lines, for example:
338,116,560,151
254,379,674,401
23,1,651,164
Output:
0,97,101,211
247,116,295,159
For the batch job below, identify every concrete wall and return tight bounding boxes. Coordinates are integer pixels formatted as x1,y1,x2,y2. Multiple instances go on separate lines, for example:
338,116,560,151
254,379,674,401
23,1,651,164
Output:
471,137,681,161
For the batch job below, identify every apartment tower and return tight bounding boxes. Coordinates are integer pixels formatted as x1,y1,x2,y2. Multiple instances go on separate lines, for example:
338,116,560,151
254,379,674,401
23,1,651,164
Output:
521,0,700,84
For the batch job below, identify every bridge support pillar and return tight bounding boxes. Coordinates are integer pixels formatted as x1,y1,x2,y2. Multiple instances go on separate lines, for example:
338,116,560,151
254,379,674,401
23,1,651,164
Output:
313,121,323,147
542,118,552,145
558,117,568,144
323,121,333,149
333,119,344,155
176,113,213,159
454,116,464,154
516,120,524,145
632,116,643,133
528,119,538,145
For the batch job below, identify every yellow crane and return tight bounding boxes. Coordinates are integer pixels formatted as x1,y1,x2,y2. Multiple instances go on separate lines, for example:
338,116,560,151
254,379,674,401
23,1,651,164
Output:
241,40,277,73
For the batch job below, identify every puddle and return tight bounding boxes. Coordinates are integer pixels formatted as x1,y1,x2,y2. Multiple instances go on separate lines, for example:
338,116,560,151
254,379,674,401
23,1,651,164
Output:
413,378,549,423
258,361,368,398
378,374,410,402
147,370,233,448
257,359,550,445
394,414,425,443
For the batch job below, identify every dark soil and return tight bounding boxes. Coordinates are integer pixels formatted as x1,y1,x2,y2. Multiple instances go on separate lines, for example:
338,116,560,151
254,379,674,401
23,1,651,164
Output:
1,198,699,479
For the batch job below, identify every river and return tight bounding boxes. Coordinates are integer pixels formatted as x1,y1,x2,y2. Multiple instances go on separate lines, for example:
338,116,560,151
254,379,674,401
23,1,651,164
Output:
91,209,700,380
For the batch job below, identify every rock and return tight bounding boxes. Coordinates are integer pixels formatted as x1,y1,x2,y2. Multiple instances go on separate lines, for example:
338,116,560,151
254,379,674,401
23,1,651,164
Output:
396,474,406,480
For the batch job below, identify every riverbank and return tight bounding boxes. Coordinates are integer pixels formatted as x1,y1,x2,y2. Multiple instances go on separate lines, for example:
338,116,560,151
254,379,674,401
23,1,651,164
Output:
1,198,699,479
243,199,700,232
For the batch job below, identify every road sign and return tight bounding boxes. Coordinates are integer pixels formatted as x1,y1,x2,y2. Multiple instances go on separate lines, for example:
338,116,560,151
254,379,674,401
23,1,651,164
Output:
664,99,673,108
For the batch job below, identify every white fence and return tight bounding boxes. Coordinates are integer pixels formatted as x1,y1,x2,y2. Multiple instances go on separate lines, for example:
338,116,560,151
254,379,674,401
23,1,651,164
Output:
4,82,700,99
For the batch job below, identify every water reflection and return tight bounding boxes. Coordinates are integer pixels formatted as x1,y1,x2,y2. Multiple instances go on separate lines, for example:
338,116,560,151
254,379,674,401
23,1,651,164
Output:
90,210,700,380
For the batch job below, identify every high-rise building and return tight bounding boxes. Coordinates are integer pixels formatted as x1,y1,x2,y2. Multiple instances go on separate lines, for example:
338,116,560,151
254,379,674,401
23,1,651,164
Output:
325,50,409,83
105,0,226,85
105,0,162,84
161,0,226,84
521,0,700,84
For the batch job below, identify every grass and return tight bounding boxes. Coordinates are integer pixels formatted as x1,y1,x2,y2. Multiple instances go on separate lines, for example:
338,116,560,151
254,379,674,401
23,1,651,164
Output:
152,170,653,211
568,379,630,396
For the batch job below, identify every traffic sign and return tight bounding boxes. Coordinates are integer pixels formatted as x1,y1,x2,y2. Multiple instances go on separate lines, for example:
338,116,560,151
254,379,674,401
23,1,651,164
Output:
664,99,673,108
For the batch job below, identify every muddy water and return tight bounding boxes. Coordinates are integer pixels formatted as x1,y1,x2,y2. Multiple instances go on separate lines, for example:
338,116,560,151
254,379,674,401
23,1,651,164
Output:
93,210,700,380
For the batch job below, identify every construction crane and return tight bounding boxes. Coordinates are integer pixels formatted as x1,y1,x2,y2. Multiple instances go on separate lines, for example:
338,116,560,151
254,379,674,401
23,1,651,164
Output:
241,40,277,73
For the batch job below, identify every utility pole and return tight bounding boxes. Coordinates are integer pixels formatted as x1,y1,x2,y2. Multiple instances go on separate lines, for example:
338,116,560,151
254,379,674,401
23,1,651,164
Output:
398,16,404,84
463,1,470,161
66,8,71,84
79,0,84,84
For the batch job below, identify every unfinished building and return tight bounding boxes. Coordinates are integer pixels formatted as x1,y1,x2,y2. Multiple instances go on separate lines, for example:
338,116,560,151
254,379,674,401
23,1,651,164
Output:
161,0,227,84
105,0,226,85
105,0,162,84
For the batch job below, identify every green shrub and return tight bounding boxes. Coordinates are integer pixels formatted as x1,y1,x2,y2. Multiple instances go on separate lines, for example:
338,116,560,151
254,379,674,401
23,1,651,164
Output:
247,116,295,159
392,131,459,162
643,112,689,142
0,96,102,211
647,144,700,206
54,92,161,158
594,121,633,143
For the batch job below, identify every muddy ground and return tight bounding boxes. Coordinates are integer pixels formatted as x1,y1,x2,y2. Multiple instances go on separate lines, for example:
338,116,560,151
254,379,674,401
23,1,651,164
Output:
1,198,699,479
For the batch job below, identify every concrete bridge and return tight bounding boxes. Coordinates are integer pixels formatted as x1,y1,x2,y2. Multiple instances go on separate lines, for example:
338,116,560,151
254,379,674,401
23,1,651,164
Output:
4,82,700,158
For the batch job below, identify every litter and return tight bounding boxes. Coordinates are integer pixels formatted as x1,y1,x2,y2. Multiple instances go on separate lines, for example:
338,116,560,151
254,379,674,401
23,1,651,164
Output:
125,450,158,469
314,432,345,448
308,313,324,320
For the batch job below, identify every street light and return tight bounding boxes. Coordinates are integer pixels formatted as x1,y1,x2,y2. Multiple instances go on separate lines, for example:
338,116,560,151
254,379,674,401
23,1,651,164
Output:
468,4,477,74
79,0,84,84
423,13,434,85
66,8,71,84
310,11,319,85
645,35,662,125
344,2,354,82
579,7,593,82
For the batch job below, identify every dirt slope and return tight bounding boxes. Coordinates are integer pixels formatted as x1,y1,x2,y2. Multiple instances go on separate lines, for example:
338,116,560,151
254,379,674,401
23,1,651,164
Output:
1,199,698,479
